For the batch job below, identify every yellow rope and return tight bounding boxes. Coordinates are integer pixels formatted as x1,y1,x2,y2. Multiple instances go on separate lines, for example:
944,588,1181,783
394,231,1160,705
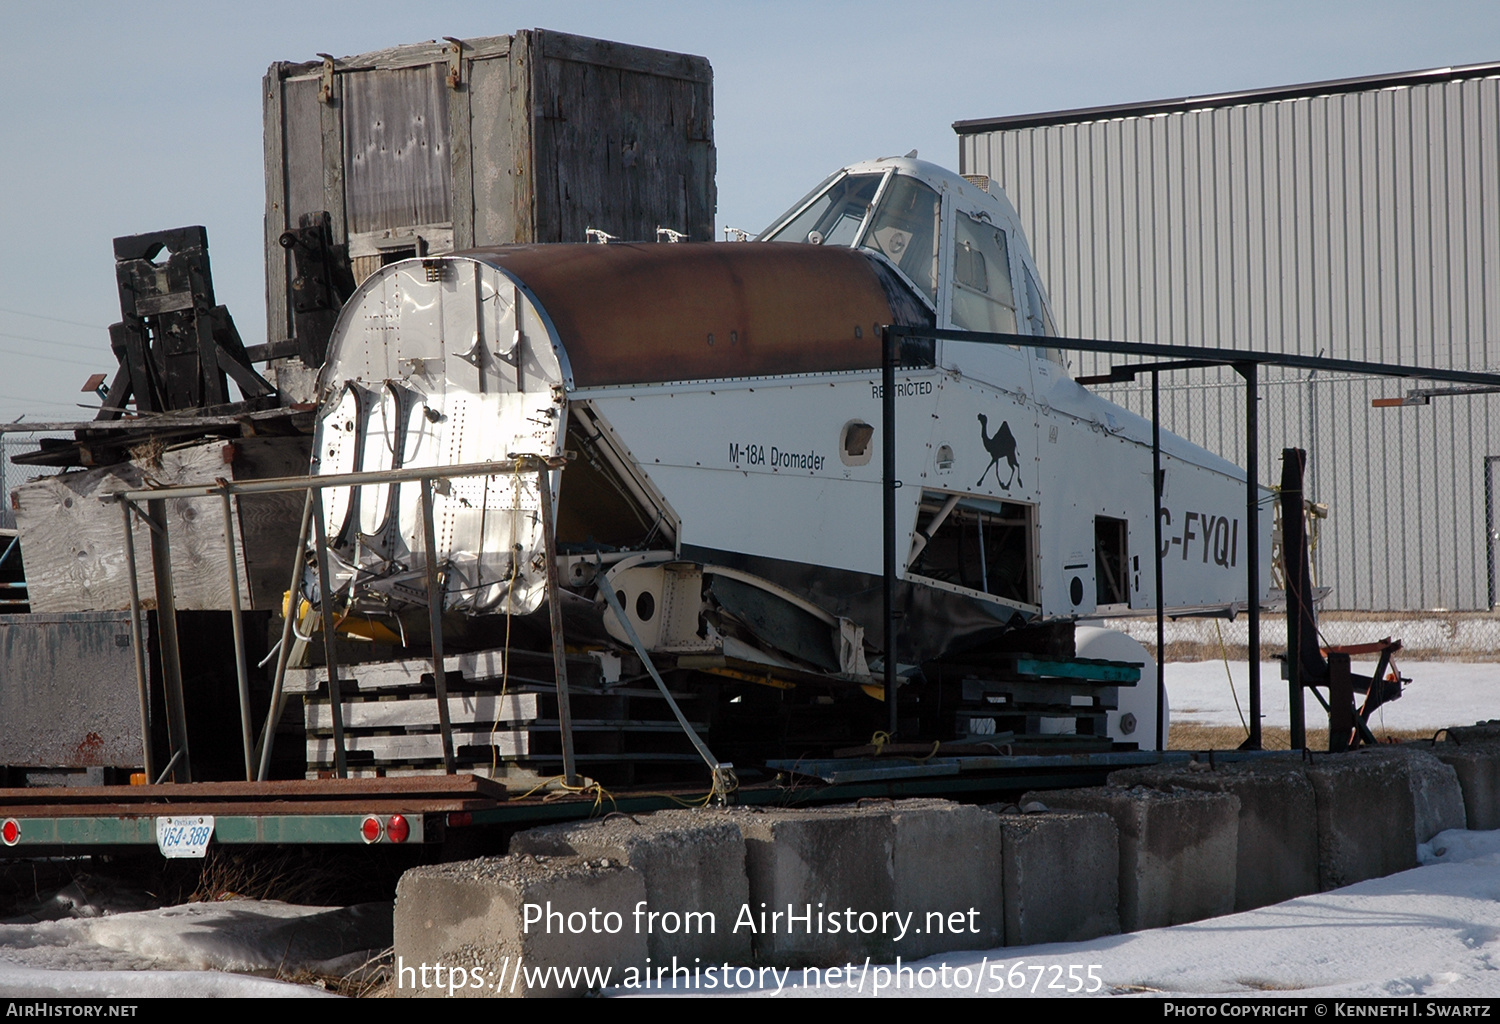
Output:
1216,619,1250,738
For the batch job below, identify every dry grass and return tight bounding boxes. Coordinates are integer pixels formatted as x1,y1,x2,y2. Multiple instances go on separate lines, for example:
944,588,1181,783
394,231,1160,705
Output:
278,950,393,997
1167,722,1441,751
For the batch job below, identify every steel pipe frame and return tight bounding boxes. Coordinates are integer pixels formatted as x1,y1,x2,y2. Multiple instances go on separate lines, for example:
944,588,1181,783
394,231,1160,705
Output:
105,459,526,504
879,326,1500,747
257,490,313,781
119,499,155,783
534,461,579,788
419,478,457,775
107,459,562,783
220,491,255,780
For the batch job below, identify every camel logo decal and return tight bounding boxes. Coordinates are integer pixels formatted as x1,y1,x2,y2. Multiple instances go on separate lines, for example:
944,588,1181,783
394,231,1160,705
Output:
976,414,1022,490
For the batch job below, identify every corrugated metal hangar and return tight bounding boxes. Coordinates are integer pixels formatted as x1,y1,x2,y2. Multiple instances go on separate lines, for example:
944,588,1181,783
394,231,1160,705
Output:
957,62,1500,613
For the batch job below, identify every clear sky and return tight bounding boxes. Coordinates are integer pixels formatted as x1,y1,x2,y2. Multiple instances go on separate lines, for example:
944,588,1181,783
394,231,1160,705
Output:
0,0,1496,422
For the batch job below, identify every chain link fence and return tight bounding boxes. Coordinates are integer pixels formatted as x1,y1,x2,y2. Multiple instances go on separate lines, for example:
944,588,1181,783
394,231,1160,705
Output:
1086,362,1500,622
0,433,66,530
1085,360,1500,660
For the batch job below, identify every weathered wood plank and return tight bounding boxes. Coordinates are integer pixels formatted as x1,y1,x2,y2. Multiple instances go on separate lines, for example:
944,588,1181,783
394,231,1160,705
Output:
283,648,510,693
535,29,711,82
305,692,539,729
510,29,536,242
531,43,715,244
14,462,154,613
280,36,512,78
263,65,290,351
15,439,306,613
320,66,347,245
309,730,528,761
468,50,518,244
343,64,451,235
449,46,475,250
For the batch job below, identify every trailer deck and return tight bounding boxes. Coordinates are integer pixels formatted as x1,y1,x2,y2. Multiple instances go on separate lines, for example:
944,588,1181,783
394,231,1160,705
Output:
0,749,1306,855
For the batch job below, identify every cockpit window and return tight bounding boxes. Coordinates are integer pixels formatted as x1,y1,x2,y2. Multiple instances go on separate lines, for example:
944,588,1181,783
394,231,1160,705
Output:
1022,264,1069,371
950,211,1017,333
860,175,941,304
761,173,883,246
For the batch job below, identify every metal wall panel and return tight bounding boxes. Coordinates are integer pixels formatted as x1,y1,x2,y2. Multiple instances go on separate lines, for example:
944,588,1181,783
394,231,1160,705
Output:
0,612,145,769
960,72,1500,611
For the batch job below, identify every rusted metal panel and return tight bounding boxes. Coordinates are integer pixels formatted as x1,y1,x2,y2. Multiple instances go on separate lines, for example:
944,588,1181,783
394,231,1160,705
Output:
0,612,144,769
473,242,921,386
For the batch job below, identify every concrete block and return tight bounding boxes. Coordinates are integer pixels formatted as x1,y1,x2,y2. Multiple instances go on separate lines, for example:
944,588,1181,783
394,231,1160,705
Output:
1304,753,1418,889
393,855,647,998
1109,759,1319,912
886,799,1004,958
1351,746,1467,842
509,810,750,964
1445,722,1500,744
1024,786,1238,931
1432,741,1500,831
724,799,1003,966
987,808,1119,945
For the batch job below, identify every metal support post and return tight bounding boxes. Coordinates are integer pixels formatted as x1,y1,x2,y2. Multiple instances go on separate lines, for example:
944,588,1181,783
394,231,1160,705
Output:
1236,362,1263,751
535,462,578,787
1151,371,1166,752
257,488,314,780
1327,652,1353,752
881,325,898,739
310,496,350,778
219,490,255,781
420,478,458,774
146,498,191,782
119,499,155,783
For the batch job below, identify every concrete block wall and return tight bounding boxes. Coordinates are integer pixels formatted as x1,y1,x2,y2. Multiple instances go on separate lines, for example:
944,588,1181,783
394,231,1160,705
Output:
989,808,1120,945
1026,786,1239,931
508,810,750,964
1109,760,1320,911
722,800,1004,964
393,854,648,998
1432,738,1500,831
391,746,1478,996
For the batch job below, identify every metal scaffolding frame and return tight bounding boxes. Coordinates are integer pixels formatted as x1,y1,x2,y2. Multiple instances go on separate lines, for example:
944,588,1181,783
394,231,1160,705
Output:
105,458,578,785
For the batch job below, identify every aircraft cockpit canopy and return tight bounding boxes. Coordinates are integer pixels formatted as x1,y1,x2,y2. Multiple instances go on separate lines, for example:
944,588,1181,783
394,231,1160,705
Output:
759,157,1067,373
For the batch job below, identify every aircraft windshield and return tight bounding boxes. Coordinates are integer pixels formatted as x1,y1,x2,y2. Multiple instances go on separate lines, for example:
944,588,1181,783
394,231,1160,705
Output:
761,173,883,246
762,167,942,308
859,175,941,304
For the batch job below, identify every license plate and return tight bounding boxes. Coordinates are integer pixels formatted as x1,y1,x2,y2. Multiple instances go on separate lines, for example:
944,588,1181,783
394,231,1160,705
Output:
156,816,214,858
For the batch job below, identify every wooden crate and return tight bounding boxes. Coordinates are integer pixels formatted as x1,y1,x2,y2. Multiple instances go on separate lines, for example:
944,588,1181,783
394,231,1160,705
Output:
263,28,716,396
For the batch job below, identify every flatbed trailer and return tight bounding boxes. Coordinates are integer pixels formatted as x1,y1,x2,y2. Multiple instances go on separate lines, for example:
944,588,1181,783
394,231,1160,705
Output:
0,749,1304,856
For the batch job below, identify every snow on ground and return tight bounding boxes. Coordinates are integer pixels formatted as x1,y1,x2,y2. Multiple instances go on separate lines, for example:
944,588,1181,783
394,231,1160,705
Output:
626,830,1500,999
2,661,1496,998
13,832,1500,999
0,899,387,997
1166,659,1500,733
